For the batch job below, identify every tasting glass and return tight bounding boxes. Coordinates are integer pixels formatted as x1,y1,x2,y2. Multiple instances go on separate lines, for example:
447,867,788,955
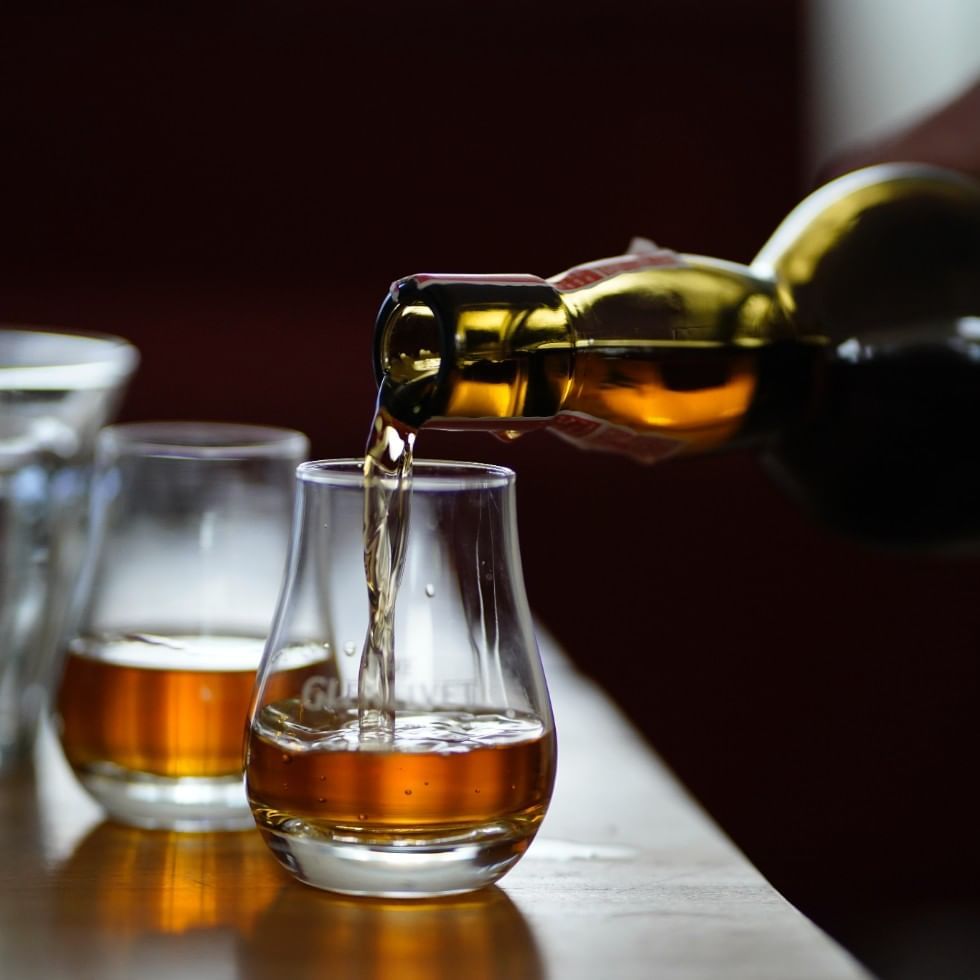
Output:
0,327,137,761
55,421,309,830
245,459,556,898
0,419,55,770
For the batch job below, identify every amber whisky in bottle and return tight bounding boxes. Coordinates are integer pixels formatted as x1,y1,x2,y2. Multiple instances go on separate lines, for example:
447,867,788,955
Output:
372,164,980,546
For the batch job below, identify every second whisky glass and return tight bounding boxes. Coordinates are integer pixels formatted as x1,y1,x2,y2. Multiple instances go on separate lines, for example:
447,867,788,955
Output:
245,459,556,897
56,422,309,830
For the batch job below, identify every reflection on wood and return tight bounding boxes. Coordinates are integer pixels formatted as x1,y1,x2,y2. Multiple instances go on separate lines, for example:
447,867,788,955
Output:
0,642,869,979
242,886,543,980
54,823,282,938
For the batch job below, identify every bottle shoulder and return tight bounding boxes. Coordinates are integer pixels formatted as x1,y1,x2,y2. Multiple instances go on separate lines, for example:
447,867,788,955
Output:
752,163,980,340
559,253,785,347
753,163,980,272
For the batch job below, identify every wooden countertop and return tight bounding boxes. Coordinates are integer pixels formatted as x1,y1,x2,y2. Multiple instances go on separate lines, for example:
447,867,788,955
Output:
0,637,870,979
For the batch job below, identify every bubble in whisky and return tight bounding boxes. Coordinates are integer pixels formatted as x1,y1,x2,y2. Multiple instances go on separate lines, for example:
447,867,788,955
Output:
245,699,555,842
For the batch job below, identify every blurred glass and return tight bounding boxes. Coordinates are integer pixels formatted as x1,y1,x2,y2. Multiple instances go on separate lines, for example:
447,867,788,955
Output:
0,328,138,767
0,420,55,768
55,421,308,830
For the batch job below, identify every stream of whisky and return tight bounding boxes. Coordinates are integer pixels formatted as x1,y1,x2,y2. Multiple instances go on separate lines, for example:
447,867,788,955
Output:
358,392,416,740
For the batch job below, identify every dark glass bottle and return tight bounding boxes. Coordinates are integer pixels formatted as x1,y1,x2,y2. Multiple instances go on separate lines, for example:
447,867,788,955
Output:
373,164,980,547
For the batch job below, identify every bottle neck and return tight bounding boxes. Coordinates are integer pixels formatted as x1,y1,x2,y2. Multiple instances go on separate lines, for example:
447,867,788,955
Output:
374,274,572,429
373,255,802,455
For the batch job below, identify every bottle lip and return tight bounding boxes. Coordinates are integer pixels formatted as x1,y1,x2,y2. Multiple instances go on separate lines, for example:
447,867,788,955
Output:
298,458,515,491
373,279,454,427
374,273,565,428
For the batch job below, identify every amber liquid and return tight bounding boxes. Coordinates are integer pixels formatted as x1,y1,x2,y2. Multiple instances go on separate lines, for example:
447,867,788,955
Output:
57,635,331,779
246,700,554,841
426,341,817,457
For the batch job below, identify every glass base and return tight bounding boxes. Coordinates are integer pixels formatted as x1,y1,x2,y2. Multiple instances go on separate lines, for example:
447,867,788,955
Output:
74,763,254,831
258,820,537,898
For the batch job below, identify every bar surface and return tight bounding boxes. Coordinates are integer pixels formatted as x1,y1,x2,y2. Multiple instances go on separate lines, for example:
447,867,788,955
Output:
0,636,869,979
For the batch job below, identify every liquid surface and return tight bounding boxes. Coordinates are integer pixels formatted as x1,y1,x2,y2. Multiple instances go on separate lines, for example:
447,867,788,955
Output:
246,702,554,830
58,635,332,779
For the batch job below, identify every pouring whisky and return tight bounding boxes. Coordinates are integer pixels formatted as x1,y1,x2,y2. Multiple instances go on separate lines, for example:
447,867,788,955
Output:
372,164,980,546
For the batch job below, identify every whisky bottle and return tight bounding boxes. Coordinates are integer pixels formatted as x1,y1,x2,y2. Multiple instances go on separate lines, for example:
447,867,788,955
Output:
373,164,980,546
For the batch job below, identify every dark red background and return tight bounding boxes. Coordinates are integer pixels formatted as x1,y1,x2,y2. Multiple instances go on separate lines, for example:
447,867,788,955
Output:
2,4,978,976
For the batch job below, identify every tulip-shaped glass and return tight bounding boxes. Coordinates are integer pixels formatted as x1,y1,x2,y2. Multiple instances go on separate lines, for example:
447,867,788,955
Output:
56,422,309,830
245,459,556,897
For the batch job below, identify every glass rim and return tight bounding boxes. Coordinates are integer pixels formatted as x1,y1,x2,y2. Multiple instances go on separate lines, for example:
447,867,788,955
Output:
98,421,310,460
297,458,515,490
0,326,138,390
